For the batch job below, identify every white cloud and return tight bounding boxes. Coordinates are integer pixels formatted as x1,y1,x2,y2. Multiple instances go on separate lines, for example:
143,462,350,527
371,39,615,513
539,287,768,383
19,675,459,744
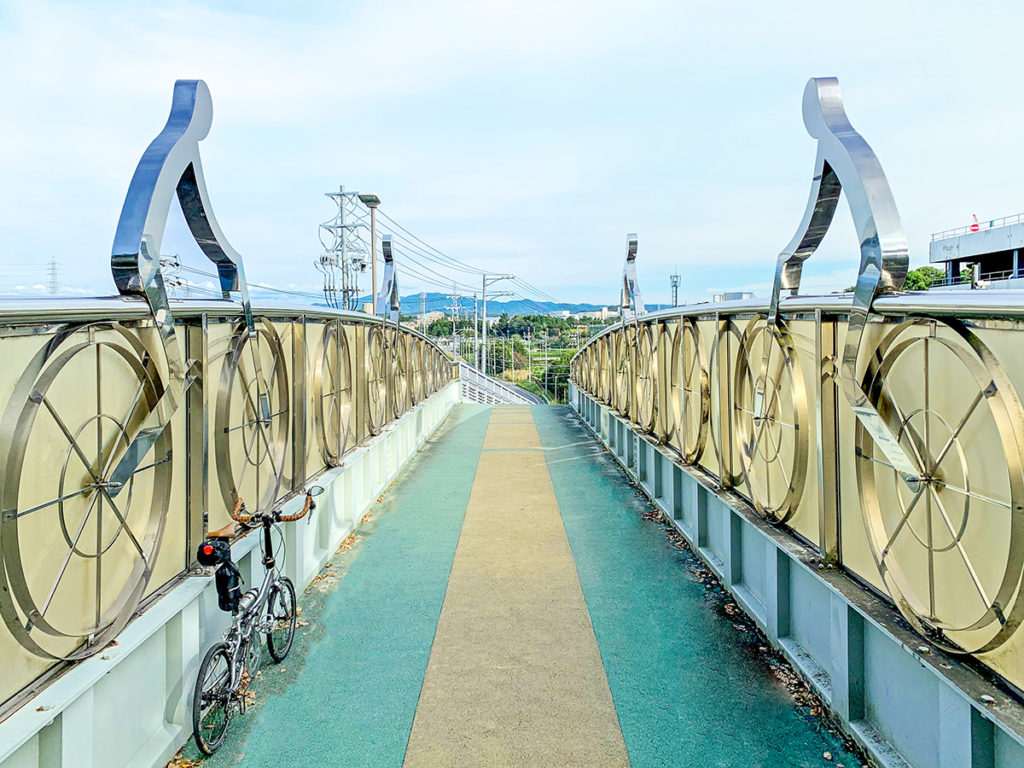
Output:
2,0,1024,306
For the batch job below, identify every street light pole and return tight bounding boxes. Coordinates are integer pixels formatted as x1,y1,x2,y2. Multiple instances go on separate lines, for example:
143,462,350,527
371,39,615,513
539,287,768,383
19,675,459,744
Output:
358,193,380,313
481,273,514,375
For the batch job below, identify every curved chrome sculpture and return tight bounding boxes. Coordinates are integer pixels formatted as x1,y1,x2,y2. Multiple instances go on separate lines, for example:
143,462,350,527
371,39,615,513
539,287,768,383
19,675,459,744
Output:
112,80,252,316
767,77,917,483
376,234,400,323
620,233,645,322
105,79,270,495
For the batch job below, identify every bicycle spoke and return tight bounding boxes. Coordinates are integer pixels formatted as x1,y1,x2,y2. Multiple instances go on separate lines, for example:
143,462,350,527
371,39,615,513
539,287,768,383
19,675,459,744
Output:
880,485,926,561
100,488,145,559
931,488,996,616
856,449,895,471
877,371,927,470
34,491,100,626
15,485,93,519
41,396,101,483
940,484,1012,510
929,389,984,475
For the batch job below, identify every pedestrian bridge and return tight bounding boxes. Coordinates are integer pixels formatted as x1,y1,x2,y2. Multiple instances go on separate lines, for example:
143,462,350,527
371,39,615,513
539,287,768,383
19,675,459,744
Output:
174,404,858,767
4,76,1024,768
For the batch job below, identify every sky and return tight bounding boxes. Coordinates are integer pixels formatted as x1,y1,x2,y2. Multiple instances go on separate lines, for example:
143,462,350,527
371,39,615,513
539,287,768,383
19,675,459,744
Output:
1,0,1023,308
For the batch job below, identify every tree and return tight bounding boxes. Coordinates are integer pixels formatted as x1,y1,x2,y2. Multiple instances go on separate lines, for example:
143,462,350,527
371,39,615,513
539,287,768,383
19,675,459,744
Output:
426,317,453,337
903,266,945,291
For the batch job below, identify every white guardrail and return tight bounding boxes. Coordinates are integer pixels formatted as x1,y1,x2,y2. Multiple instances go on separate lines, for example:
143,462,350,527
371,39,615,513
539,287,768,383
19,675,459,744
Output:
456,361,546,405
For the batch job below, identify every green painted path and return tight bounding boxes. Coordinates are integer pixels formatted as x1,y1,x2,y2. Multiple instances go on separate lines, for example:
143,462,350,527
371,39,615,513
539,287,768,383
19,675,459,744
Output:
192,404,859,768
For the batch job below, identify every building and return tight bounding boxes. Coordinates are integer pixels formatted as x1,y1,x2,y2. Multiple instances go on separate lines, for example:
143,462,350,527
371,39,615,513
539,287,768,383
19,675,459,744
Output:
929,212,1024,286
571,307,618,321
713,291,755,302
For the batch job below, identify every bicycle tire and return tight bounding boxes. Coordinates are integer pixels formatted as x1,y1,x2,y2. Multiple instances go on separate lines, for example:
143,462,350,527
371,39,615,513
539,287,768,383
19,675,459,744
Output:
266,576,297,662
192,642,234,755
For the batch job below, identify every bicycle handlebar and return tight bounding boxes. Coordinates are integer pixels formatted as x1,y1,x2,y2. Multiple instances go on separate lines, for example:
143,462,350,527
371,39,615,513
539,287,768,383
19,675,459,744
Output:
278,492,314,523
229,496,252,524
229,490,315,526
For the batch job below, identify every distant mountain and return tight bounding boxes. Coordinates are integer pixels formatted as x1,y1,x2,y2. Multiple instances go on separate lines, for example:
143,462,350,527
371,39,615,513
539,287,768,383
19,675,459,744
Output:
354,291,609,317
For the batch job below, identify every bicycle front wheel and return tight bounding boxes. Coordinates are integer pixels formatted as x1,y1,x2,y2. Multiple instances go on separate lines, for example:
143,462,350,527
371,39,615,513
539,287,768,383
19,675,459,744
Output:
266,576,297,662
192,642,234,755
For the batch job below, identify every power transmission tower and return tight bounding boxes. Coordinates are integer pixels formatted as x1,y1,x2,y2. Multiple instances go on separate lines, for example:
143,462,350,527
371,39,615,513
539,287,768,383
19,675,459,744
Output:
419,292,426,334
318,186,370,310
46,255,60,296
670,271,680,307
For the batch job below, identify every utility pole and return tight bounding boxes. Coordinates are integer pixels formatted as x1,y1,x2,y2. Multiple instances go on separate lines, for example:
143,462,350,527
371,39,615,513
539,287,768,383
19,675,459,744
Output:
448,282,459,359
473,293,479,369
527,332,532,386
670,271,680,307
358,193,381,314
419,292,426,334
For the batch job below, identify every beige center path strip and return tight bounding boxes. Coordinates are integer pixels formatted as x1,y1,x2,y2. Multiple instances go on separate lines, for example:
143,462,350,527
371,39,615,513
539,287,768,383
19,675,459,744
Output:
403,406,629,768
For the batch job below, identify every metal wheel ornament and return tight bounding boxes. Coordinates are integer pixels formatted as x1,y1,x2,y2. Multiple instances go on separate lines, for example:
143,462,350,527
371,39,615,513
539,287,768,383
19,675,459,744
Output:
670,319,710,464
389,332,409,419
0,323,173,660
733,317,809,524
597,337,611,404
434,352,448,390
409,340,425,405
614,330,633,415
634,325,657,430
215,318,289,515
366,327,387,434
707,318,744,486
584,345,597,395
856,318,1024,653
314,320,353,467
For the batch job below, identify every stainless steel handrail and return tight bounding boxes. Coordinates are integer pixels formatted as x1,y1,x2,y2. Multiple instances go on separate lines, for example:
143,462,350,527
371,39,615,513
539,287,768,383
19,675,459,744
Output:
932,212,1024,241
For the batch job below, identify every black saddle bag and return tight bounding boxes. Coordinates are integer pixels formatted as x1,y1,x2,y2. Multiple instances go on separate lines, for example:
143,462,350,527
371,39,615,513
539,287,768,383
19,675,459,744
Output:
197,539,243,613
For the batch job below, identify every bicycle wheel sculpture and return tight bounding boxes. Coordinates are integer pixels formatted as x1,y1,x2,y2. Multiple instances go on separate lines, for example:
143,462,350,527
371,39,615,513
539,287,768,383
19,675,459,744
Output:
733,317,809,524
634,324,657,431
409,339,425,406
614,330,632,415
856,319,1024,653
707,318,744,487
366,327,387,435
0,323,174,660
597,336,611,404
314,320,353,467
670,318,709,464
215,319,289,514
389,332,409,420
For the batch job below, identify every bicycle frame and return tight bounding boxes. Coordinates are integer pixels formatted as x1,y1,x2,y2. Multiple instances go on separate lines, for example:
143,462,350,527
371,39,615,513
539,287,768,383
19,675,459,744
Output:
220,518,282,700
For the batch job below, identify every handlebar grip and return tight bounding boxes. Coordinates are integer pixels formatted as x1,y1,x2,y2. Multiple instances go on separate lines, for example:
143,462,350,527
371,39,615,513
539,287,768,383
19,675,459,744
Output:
278,493,313,523
229,497,252,524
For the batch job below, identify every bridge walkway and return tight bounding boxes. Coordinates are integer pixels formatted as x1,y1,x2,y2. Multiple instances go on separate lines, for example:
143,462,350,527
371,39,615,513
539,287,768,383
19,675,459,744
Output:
189,405,859,768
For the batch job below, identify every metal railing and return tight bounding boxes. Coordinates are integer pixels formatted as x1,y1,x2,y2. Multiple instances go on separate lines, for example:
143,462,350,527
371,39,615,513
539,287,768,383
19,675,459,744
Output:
931,211,1024,241
570,290,1024,693
457,361,545,404
0,298,455,708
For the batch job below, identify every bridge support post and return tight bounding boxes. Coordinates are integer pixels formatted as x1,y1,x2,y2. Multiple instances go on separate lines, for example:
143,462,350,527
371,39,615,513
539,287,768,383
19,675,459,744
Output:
291,316,307,490
185,316,208,565
766,547,791,643
938,686,994,768
815,310,840,564
829,595,865,724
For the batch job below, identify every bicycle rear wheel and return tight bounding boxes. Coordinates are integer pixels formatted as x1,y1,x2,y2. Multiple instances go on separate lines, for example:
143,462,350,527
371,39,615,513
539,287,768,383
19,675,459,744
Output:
266,576,297,662
192,642,233,755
